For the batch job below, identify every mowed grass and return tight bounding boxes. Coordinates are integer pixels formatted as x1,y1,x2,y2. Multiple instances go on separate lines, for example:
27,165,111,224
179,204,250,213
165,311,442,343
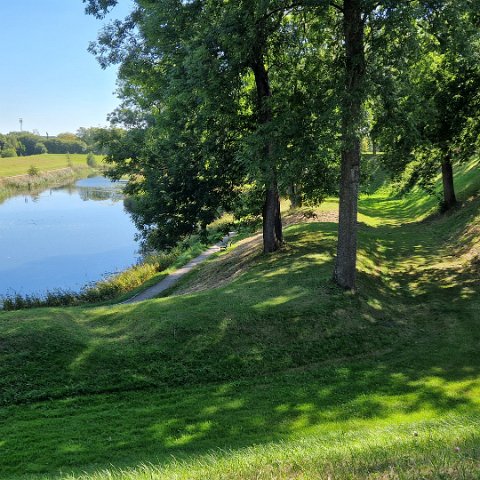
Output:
0,158,479,479
0,154,103,178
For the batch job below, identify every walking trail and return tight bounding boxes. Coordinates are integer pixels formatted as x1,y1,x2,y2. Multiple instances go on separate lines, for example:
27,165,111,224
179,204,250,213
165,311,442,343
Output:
120,232,236,304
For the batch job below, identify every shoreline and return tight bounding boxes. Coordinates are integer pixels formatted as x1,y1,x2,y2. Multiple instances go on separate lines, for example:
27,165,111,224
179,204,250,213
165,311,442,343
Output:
0,166,100,203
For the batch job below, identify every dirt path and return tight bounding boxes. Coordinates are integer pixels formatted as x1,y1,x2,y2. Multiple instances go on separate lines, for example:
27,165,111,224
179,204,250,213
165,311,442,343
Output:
119,232,236,304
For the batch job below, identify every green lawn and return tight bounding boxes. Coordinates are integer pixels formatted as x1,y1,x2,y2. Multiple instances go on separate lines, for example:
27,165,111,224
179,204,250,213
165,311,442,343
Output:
0,158,479,479
0,154,103,178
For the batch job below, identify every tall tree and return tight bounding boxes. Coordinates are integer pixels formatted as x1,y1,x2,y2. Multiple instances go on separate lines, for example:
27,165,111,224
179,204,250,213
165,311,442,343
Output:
333,0,366,289
84,0,338,253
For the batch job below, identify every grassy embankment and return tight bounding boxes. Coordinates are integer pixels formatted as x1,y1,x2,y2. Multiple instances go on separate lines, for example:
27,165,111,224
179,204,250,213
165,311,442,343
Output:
0,157,479,479
0,154,103,177
0,154,104,201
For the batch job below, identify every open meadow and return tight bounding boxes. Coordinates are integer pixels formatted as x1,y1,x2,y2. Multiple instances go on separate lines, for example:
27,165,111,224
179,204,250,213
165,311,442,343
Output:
0,154,103,178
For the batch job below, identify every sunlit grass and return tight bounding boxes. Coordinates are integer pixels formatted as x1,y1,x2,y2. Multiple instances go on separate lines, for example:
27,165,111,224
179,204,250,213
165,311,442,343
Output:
0,156,479,479
0,154,103,178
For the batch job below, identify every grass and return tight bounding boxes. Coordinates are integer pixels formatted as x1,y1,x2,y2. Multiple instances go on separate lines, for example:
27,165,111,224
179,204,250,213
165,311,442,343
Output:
0,236,212,310
0,154,104,178
0,157,479,479
0,154,105,204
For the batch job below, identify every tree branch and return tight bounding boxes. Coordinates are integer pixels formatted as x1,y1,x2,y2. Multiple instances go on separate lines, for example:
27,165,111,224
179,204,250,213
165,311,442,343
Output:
257,0,342,24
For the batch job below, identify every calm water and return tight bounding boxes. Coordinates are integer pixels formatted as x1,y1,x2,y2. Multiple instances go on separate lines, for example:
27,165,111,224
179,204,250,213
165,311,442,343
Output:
0,176,140,296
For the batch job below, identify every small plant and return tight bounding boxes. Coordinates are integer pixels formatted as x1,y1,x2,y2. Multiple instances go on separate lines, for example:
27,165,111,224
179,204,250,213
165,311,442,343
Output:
28,165,40,176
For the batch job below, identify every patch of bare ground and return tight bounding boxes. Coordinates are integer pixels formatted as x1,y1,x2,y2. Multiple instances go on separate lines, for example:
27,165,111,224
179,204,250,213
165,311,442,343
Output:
171,232,264,295
172,207,338,296
458,217,480,266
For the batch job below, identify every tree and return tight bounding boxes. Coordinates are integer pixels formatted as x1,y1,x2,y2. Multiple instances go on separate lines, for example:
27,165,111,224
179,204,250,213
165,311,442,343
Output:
84,0,338,253
86,1,247,250
373,0,480,211
330,0,366,289
0,133,20,157
77,127,106,153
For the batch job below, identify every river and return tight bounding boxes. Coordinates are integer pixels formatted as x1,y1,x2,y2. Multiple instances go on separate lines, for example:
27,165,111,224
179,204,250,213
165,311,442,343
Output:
0,176,139,297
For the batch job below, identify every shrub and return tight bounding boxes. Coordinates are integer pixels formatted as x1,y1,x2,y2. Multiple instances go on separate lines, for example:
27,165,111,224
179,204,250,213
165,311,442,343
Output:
86,152,98,168
1,148,18,158
34,142,47,154
28,165,40,176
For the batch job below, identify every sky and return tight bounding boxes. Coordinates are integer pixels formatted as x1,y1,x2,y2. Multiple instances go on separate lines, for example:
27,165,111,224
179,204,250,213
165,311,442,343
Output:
0,1,134,136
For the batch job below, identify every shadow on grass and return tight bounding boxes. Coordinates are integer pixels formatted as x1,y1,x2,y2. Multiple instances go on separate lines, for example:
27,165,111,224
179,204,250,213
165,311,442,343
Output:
0,208,480,476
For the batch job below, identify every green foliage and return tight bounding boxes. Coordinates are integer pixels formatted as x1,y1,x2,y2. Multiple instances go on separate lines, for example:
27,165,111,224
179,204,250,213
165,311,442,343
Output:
85,1,343,252
44,135,87,154
77,127,106,154
27,165,40,176
0,147,17,158
86,152,98,167
34,141,47,154
0,156,479,477
372,0,480,195
0,131,88,156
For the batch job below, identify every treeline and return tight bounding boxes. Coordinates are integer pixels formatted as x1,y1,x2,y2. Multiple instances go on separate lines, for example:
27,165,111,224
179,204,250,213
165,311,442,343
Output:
85,0,480,290
0,128,105,158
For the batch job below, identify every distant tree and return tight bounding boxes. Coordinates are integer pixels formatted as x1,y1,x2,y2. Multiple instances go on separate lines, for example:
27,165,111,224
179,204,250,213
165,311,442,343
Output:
0,133,21,157
13,132,47,156
77,127,106,154
44,134,87,154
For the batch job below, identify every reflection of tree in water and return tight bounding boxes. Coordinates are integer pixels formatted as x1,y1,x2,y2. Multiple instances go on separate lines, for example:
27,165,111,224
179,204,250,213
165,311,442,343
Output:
78,186,124,202
0,177,126,206
23,193,41,203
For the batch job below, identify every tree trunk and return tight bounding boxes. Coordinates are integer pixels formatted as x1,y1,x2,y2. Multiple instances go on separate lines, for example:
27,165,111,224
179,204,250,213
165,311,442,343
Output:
441,154,457,211
288,184,303,209
263,176,283,253
252,54,282,253
333,0,365,290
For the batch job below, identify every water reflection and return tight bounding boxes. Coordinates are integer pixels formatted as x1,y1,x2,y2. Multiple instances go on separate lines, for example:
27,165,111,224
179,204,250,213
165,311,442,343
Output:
0,176,139,296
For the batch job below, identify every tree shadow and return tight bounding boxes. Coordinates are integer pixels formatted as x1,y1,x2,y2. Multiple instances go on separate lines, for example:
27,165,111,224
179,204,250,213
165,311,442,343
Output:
1,207,479,476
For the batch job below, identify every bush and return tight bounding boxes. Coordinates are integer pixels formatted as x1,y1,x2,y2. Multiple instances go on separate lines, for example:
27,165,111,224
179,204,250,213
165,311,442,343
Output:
1,148,18,158
28,165,40,176
34,142,47,154
86,152,98,168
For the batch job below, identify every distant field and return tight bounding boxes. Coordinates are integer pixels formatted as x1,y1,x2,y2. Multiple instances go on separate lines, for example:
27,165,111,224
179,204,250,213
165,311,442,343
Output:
0,154,103,178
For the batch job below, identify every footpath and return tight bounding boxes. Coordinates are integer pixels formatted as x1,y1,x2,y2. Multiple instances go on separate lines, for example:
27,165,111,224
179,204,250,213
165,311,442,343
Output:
120,232,236,304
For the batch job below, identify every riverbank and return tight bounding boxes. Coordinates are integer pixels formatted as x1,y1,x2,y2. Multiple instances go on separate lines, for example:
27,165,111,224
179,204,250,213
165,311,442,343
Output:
0,153,105,203
0,166,100,204
0,153,103,177
0,159,479,478
0,226,230,310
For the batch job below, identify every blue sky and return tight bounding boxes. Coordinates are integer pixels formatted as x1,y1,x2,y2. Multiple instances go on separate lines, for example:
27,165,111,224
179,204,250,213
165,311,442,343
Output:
0,1,133,136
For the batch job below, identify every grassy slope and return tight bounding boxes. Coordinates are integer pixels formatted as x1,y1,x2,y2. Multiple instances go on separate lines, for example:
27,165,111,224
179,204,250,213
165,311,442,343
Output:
0,154,102,177
0,159,479,479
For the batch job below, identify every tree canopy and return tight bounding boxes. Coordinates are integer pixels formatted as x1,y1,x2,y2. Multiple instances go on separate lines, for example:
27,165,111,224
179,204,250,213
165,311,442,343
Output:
84,0,480,289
